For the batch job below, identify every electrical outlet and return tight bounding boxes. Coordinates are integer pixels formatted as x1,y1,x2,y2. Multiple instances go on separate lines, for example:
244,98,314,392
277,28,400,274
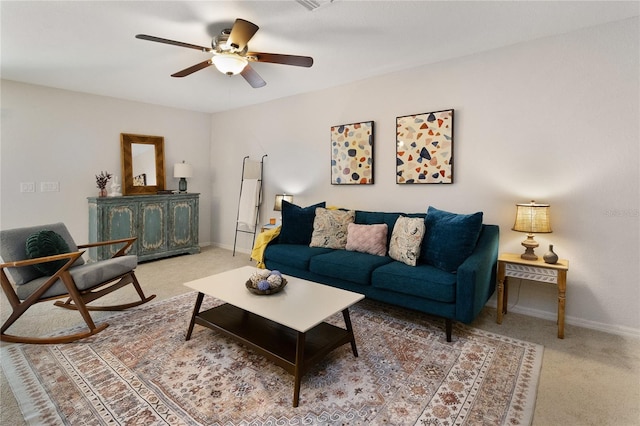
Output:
20,182,35,193
40,181,60,192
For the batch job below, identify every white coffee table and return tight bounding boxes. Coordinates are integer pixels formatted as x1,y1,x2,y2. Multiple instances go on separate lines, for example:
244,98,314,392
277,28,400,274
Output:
183,266,365,407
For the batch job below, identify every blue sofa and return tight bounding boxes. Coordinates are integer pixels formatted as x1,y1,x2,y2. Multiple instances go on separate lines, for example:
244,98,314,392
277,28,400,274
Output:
264,205,499,341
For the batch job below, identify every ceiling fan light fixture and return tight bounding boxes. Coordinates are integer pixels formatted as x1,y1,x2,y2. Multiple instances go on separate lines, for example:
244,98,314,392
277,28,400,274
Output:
211,54,248,75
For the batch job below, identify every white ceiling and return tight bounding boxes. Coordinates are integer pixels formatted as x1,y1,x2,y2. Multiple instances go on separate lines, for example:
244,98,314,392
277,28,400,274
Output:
2,1,638,114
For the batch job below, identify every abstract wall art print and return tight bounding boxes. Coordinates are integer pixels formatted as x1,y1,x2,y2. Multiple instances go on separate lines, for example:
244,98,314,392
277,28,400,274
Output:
331,120,374,185
396,109,454,184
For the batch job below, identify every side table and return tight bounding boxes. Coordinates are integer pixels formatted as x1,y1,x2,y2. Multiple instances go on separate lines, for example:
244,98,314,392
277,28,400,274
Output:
496,253,569,338
260,223,280,233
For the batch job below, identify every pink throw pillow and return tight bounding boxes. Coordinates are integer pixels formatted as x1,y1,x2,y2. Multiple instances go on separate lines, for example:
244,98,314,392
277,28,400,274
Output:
345,223,388,256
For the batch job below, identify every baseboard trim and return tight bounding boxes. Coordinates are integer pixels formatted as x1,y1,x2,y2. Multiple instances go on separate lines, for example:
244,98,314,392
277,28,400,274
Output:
506,304,640,339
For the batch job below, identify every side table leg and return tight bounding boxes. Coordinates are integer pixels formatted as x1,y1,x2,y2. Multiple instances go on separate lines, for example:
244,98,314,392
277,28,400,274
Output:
342,308,359,357
293,332,306,407
496,262,506,324
557,270,567,339
186,292,204,341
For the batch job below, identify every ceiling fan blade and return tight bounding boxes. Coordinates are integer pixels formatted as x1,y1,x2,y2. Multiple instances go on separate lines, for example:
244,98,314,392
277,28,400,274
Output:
247,52,313,68
136,34,211,52
171,60,213,77
227,19,259,51
240,65,266,88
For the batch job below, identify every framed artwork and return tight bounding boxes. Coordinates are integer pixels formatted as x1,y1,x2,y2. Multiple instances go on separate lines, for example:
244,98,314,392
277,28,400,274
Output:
133,173,147,186
331,120,374,185
396,109,454,184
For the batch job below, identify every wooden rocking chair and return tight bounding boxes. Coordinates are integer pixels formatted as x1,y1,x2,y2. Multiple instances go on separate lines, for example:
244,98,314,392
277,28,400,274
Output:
0,223,156,344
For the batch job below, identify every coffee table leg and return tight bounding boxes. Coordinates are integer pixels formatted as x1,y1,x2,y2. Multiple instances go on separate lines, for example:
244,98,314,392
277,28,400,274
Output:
186,292,205,341
342,308,359,357
293,332,306,407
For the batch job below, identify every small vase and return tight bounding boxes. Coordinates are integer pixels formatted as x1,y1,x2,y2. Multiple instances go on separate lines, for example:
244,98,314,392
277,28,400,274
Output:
543,244,558,264
99,188,108,197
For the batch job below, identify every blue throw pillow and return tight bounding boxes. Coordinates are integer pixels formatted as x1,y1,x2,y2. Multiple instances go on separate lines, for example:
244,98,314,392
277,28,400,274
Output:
279,201,326,245
421,206,483,272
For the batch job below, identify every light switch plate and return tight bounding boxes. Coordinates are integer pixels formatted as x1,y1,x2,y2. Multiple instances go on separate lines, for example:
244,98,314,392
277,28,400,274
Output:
20,182,35,193
40,181,60,192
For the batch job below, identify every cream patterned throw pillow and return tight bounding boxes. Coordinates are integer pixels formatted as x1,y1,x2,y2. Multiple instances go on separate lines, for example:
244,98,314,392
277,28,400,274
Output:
389,216,426,266
309,208,355,249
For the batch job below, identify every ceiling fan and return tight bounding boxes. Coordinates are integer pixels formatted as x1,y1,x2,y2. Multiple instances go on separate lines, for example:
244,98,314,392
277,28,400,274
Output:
136,18,313,88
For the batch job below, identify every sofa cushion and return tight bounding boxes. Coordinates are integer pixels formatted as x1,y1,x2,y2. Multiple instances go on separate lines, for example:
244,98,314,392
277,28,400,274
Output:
372,261,457,303
345,223,388,256
421,206,483,273
279,201,326,245
263,244,332,271
309,208,355,249
25,230,71,276
388,216,425,266
309,250,393,285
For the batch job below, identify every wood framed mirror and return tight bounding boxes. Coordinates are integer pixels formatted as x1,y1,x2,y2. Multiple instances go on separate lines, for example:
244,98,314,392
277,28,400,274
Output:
121,133,165,195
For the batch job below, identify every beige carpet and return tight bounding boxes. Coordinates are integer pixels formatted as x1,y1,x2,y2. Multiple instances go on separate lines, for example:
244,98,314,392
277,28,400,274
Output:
2,246,639,425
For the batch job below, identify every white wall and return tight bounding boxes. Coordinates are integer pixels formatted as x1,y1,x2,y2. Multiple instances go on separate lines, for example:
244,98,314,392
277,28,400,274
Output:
0,82,213,246
211,18,639,336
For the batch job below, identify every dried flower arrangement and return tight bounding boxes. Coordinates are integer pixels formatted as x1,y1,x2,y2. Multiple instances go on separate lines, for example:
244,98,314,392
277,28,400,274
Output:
95,171,112,189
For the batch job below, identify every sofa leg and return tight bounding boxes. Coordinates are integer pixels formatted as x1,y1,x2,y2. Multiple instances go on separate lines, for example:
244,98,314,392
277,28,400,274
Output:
445,319,452,342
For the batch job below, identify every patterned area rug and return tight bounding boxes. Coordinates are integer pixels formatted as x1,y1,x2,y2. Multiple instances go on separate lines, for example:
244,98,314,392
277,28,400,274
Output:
2,292,542,425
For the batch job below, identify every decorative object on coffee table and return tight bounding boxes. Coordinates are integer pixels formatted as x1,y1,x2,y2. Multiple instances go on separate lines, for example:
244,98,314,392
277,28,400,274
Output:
246,269,287,295
396,109,453,184
330,120,374,185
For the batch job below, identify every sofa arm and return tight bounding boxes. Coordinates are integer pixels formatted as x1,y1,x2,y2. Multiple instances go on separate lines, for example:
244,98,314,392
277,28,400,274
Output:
455,224,499,323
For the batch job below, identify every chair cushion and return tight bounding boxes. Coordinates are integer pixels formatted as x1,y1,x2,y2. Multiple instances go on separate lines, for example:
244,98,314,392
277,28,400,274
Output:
345,223,388,256
25,230,71,276
0,223,84,286
309,208,355,249
388,216,425,266
420,206,483,272
279,201,326,245
16,255,138,300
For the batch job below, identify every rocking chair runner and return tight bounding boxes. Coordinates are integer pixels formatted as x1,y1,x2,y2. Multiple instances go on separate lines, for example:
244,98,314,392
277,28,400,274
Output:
0,223,156,344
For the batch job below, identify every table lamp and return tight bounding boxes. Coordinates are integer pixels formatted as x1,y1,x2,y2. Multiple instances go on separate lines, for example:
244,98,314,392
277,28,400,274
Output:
512,200,552,260
274,194,293,211
173,161,193,193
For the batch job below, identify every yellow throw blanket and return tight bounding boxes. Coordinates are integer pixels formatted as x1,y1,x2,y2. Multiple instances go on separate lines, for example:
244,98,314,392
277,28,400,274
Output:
251,226,281,268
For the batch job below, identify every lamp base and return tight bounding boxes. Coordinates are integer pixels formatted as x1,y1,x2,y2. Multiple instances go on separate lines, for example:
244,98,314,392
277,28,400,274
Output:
178,178,187,193
520,234,539,260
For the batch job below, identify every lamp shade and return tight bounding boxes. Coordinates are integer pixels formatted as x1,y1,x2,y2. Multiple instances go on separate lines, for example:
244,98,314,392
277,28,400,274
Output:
512,201,552,234
211,54,248,75
173,162,193,178
274,194,293,211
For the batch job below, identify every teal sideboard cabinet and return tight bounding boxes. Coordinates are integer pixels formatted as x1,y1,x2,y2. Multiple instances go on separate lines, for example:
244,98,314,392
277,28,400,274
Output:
88,193,200,262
